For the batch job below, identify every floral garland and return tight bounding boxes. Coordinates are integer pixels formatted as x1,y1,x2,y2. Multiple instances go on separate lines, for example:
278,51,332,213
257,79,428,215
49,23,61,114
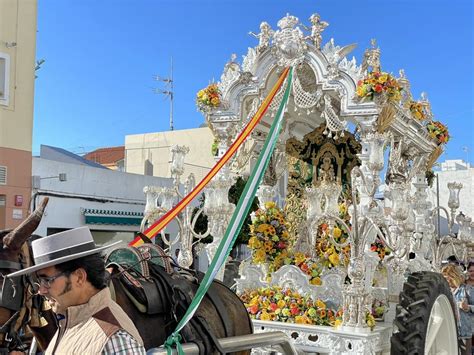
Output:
240,286,380,329
314,202,351,268
406,100,427,121
196,83,221,112
426,120,450,144
248,202,293,269
356,71,402,103
240,286,341,326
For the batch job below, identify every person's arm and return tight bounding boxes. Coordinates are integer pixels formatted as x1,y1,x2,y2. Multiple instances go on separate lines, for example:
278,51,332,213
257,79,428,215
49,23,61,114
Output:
102,330,146,355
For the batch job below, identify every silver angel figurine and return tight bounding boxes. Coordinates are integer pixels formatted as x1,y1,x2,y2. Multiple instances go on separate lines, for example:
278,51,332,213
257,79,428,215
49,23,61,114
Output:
308,13,328,49
249,21,273,52
362,39,381,73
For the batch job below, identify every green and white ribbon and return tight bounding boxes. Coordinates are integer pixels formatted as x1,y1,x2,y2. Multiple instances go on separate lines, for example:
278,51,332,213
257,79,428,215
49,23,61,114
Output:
165,67,293,354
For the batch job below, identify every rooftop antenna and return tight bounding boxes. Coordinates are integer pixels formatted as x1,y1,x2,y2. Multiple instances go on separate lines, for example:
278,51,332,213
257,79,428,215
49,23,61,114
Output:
462,146,470,167
153,57,174,131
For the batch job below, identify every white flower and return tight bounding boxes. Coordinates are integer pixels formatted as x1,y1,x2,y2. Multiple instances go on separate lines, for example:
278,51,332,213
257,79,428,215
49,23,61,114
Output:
250,211,257,223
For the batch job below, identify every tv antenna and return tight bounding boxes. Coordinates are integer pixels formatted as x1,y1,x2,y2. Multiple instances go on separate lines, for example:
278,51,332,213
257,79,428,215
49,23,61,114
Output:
462,146,470,167
153,57,174,130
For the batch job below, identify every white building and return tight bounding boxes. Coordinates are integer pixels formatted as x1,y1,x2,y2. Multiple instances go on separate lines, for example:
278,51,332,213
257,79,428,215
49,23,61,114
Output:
125,127,215,182
429,159,474,224
33,145,176,246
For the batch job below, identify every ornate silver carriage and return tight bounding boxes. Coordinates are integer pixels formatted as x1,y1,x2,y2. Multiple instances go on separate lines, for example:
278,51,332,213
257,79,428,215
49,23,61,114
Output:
142,12,471,355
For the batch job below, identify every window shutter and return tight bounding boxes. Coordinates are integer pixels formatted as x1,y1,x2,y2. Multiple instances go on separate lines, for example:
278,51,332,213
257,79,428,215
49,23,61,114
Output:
0,166,6,185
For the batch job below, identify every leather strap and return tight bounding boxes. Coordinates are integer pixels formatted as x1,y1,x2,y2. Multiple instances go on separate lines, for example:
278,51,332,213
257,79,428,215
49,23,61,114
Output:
0,261,21,271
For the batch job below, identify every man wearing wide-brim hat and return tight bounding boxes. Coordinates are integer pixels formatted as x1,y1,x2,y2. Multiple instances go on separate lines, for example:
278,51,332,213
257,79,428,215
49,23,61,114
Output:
8,227,145,355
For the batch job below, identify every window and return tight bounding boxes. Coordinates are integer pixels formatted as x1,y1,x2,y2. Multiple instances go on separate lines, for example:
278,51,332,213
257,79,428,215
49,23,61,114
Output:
0,166,6,185
0,53,10,106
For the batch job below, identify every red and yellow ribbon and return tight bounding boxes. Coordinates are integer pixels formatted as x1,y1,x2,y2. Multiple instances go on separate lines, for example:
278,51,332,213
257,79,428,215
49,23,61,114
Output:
130,68,290,247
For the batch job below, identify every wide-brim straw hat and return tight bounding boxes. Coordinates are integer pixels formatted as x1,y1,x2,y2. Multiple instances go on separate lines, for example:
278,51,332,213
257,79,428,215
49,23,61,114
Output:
7,226,121,278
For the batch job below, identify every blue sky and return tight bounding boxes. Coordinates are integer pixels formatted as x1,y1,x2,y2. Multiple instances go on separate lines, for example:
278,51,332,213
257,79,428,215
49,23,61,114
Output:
33,0,473,163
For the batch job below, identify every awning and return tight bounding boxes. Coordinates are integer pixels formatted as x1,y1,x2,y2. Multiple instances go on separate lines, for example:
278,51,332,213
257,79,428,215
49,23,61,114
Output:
81,208,143,226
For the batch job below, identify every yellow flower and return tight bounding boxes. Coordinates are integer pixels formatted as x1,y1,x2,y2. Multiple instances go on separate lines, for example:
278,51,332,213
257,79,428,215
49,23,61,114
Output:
277,300,286,309
328,252,340,266
264,201,276,209
248,236,258,248
334,319,342,328
260,311,271,321
264,241,273,252
197,90,205,98
294,253,306,264
316,299,326,310
254,249,266,263
310,277,322,286
378,74,388,84
366,313,376,329
295,315,311,325
356,85,367,97
256,224,271,233
248,296,259,307
333,227,342,238
210,97,219,106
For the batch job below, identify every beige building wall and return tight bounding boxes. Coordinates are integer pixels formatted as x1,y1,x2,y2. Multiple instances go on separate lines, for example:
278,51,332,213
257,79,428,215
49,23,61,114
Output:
0,0,37,228
125,127,215,182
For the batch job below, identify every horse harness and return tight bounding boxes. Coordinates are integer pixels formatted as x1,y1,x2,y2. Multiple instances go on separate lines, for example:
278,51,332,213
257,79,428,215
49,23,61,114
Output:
107,245,233,354
0,250,44,354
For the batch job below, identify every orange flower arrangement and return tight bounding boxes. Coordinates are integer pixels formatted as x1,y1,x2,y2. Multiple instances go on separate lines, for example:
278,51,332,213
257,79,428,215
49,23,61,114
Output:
426,120,450,144
356,71,402,103
240,286,339,325
314,202,351,268
240,286,378,329
406,100,427,121
196,83,221,111
248,202,293,270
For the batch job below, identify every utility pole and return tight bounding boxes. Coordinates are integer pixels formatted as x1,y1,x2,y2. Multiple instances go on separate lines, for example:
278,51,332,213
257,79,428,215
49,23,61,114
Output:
153,57,174,131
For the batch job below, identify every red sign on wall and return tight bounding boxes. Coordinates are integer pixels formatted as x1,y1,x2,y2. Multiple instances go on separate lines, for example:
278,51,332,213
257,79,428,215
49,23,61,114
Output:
14,195,23,207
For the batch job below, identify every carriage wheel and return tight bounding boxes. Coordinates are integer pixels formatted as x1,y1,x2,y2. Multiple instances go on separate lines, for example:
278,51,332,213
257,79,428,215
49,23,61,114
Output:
390,271,458,355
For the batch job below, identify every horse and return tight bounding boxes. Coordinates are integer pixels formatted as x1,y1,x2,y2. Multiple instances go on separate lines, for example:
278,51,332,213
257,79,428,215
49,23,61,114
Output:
0,198,57,353
0,198,253,354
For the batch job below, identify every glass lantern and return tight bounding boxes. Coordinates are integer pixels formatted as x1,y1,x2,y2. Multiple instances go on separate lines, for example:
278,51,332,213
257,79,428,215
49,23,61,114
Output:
368,132,387,172
160,187,176,211
170,145,189,177
447,182,462,211
306,187,323,221
390,184,409,222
